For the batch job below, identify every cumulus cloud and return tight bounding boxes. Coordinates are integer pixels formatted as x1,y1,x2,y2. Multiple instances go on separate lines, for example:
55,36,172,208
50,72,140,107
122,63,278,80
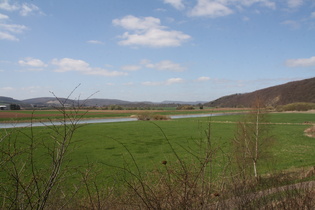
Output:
189,0,233,17
164,0,185,10
0,0,43,16
0,31,18,41
165,77,184,84
87,40,104,44
188,0,275,18
51,58,128,77
19,57,47,68
0,23,27,41
142,77,184,86
285,56,315,67
120,59,187,73
0,13,9,20
281,20,300,29
113,15,190,47
287,0,303,8
19,3,42,16
121,59,186,72
142,81,163,86
142,59,186,72
196,76,210,81
0,0,19,12
0,23,27,33
0,0,41,41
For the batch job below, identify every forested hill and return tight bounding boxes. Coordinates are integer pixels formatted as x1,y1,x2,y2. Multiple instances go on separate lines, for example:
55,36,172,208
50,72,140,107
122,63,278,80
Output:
205,77,315,108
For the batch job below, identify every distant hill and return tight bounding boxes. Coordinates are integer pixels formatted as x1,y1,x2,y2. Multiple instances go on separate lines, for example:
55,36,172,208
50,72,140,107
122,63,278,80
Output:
161,100,207,105
0,96,22,104
3,78,314,109
79,98,138,106
2,97,204,108
22,97,72,105
205,77,315,107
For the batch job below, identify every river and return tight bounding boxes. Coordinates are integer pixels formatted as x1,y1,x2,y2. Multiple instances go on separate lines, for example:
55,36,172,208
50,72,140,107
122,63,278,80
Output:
0,112,240,129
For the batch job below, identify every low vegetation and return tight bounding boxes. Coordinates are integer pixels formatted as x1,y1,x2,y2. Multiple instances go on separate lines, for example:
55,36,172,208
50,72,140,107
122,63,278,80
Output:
276,102,315,112
136,113,170,121
0,96,314,209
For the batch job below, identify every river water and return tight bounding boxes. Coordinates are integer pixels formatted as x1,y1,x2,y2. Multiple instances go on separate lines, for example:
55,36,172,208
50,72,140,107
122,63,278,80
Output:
0,112,239,129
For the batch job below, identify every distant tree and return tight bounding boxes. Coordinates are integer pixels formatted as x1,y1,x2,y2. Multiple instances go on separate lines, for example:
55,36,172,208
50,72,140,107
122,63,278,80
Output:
10,104,21,110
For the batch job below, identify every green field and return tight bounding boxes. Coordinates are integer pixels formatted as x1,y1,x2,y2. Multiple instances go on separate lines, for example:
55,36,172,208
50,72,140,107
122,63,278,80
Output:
1,111,315,208
2,112,314,177
0,108,248,122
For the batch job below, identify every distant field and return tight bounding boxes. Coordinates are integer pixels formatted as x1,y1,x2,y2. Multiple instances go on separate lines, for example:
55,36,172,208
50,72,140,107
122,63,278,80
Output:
1,112,314,183
0,108,248,122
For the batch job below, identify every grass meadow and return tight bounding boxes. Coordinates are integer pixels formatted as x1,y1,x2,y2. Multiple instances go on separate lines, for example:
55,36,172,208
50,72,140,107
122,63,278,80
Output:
1,111,314,208
2,112,314,180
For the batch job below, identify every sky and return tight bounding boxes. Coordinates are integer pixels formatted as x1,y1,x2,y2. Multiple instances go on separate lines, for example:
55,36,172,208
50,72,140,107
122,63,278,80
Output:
0,0,314,102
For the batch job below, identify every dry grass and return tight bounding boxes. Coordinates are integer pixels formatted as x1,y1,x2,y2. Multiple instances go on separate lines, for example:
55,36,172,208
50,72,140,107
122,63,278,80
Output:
304,125,315,138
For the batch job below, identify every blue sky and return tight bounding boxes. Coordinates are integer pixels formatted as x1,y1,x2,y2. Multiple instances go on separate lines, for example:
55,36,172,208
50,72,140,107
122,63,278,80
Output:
0,0,314,102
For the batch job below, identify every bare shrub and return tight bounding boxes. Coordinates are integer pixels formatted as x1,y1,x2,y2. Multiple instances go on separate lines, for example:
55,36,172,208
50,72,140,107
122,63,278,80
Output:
0,86,95,209
232,97,274,180
104,121,230,209
136,113,170,121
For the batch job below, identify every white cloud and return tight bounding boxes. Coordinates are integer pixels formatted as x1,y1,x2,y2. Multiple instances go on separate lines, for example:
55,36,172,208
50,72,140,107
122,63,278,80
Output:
188,0,275,18
0,23,27,33
0,13,9,20
142,77,184,86
285,56,315,67
20,3,42,16
239,0,276,9
113,15,161,31
113,15,190,47
142,81,163,86
281,20,300,29
0,22,27,41
52,58,90,72
19,57,47,68
189,0,233,18
0,0,43,16
0,1,42,41
287,0,303,8
311,12,315,19
84,68,128,77
87,40,104,44
164,0,185,10
196,76,210,81
51,58,128,77
155,60,186,72
0,31,17,41
0,0,19,11
165,77,184,84
140,59,186,72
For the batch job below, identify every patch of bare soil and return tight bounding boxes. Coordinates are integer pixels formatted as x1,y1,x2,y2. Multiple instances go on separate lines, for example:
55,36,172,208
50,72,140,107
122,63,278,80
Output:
304,126,315,138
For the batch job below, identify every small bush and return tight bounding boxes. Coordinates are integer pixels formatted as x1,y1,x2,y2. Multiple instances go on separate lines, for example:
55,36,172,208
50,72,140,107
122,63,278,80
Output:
176,105,194,110
136,113,170,121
